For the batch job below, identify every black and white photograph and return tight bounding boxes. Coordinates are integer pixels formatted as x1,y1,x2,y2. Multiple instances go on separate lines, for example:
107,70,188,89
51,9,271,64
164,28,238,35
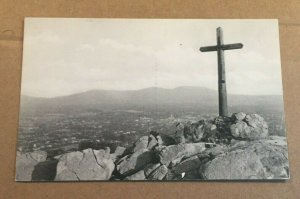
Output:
15,18,289,181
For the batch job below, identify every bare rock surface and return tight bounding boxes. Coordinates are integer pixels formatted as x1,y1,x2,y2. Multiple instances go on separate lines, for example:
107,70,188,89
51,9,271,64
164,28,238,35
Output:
147,134,158,149
55,148,114,181
116,149,155,176
15,151,47,181
199,136,289,180
147,165,168,180
159,143,206,166
144,163,161,177
172,155,202,175
114,146,127,156
132,136,149,152
110,146,127,162
125,170,146,180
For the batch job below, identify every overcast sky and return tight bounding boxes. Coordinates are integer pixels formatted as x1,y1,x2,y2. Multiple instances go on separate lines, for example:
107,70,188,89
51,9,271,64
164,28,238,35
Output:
21,18,283,97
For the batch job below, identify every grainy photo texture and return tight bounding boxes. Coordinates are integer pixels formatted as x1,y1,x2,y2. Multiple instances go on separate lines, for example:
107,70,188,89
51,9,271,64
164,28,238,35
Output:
15,18,289,181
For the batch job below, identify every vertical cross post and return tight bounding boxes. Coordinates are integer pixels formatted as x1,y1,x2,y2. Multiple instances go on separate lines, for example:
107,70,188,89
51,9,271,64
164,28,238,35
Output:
200,27,243,117
216,27,228,117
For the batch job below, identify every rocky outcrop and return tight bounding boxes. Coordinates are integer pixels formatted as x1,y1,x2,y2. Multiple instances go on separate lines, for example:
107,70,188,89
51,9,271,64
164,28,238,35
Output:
15,113,289,181
199,136,289,180
55,148,114,181
15,151,47,181
174,112,269,144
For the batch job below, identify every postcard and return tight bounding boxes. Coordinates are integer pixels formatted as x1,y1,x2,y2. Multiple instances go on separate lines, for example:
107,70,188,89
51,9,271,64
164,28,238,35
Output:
16,18,289,181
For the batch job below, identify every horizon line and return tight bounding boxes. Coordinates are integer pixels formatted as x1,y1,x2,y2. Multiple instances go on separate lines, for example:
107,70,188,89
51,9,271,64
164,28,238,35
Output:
21,86,284,99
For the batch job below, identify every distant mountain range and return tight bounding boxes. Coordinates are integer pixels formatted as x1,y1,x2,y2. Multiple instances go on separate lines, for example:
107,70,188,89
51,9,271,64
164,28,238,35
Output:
20,86,284,114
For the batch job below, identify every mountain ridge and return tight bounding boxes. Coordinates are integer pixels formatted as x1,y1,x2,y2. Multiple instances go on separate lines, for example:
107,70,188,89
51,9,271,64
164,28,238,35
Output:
21,86,283,99
20,86,284,114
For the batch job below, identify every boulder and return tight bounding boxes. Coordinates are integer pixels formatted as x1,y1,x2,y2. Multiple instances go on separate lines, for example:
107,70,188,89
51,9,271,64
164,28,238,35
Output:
15,150,47,181
148,131,175,146
172,155,201,175
148,165,168,180
184,143,207,157
125,170,146,180
174,121,206,144
159,144,185,166
132,136,149,152
156,135,164,146
126,132,172,155
144,163,161,177
159,143,206,167
230,113,268,140
169,156,184,167
147,134,158,150
55,148,114,181
201,144,228,157
114,146,127,156
111,146,127,162
199,137,289,180
116,149,155,176
232,112,247,121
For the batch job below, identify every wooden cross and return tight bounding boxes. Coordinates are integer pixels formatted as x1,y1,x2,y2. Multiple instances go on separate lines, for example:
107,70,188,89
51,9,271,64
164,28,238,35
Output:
200,27,243,117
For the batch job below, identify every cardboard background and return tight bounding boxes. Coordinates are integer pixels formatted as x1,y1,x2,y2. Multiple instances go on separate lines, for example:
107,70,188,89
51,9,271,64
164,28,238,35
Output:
0,0,299,198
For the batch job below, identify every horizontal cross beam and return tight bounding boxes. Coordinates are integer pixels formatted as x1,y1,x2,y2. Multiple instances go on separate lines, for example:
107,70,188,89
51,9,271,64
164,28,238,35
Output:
199,43,243,52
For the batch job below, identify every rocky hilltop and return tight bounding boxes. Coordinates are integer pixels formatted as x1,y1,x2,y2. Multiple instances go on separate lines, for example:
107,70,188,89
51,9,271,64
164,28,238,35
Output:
15,112,289,181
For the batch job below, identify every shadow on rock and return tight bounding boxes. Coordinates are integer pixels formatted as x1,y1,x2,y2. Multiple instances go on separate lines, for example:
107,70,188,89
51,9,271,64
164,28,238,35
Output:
31,159,58,181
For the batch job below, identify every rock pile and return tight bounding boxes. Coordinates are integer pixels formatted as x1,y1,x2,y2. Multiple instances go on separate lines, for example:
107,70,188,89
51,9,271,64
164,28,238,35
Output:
230,113,269,140
15,112,289,181
174,112,269,144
